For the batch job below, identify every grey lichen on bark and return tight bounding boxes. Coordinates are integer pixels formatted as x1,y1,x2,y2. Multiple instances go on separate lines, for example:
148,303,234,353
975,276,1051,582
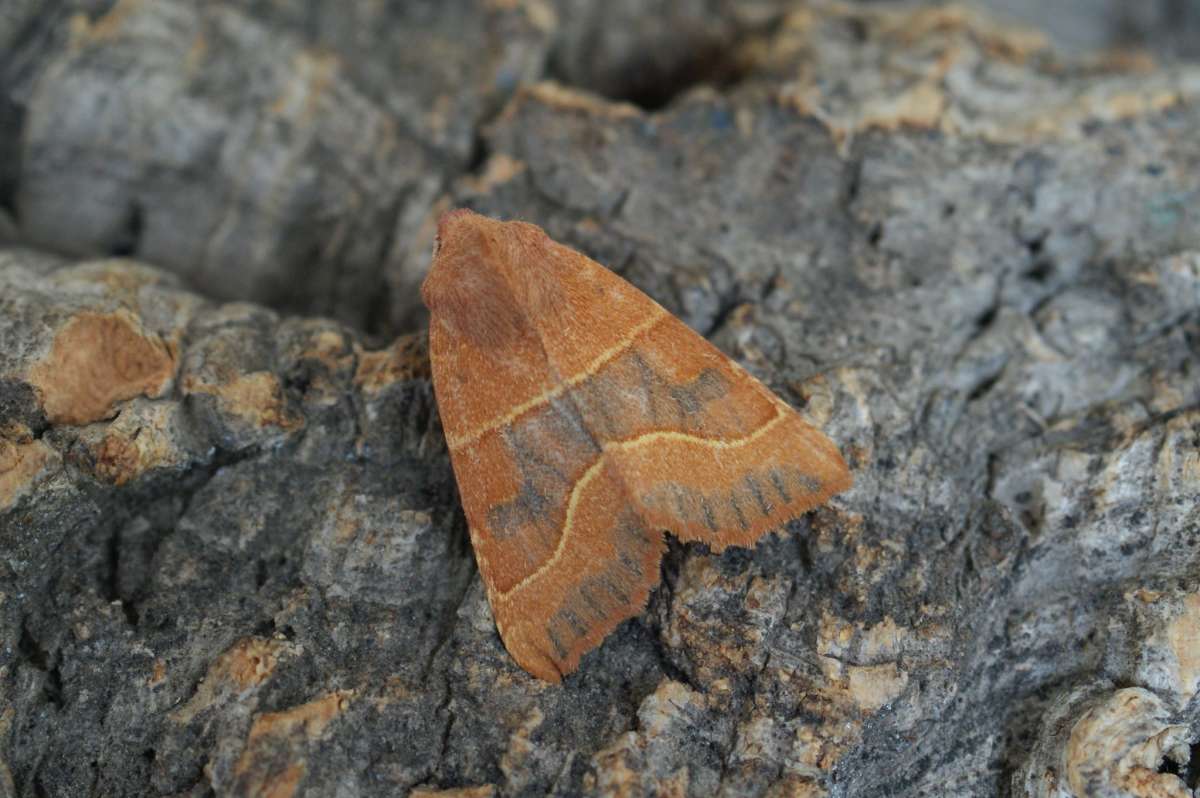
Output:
2,2,1199,797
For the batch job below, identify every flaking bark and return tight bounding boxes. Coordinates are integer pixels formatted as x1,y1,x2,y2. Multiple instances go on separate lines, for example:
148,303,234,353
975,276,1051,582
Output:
2,2,1199,796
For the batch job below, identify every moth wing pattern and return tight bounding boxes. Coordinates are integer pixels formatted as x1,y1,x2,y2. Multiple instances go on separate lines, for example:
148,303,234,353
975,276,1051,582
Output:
567,309,854,552
422,209,851,681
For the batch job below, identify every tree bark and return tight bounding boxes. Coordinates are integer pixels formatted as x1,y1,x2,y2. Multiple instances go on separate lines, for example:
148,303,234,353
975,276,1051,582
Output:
2,2,1199,796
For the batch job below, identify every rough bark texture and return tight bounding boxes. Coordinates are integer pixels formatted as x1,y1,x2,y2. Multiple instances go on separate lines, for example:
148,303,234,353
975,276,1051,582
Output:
2,2,1199,797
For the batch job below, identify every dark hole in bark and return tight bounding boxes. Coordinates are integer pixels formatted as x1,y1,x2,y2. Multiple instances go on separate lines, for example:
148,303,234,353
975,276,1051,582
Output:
1024,259,1055,283
549,26,747,111
867,223,883,248
0,95,22,219
109,201,144,257
1158,740,1200,789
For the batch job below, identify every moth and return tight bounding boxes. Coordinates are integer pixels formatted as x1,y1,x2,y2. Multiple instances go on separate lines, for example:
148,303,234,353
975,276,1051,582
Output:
421,209,852,681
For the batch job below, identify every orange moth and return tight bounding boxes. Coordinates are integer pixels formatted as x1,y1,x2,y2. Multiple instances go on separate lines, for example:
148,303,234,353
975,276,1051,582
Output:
421,209,852,682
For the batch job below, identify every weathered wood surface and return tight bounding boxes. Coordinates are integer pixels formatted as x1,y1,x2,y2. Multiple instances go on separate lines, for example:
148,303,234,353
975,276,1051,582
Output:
2,2,1199,796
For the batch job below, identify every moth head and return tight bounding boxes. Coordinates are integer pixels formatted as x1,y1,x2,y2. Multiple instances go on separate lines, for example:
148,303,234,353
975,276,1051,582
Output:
422,209,556,348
